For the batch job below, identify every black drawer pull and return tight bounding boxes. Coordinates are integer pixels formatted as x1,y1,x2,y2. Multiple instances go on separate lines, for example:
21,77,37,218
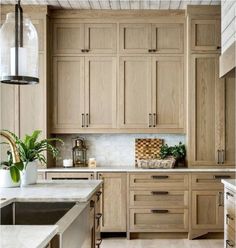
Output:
152,175,169,179
226,214,234,224
96,213,102,220
90,200,95,208
151,209,169,214
226,240,234,248
96,239,102,247
151,191,169,195
214,175,231,179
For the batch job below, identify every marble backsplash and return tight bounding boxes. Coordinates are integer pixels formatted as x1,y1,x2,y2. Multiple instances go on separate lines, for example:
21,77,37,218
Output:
55,134,186,167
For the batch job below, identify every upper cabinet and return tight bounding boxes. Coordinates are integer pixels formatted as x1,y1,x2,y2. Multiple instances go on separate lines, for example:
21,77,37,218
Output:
191,19,221,52
53,22,117,54
119,23,184,54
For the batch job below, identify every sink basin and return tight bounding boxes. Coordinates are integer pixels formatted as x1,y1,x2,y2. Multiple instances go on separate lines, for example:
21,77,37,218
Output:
0,201,91,248
1,202,75,225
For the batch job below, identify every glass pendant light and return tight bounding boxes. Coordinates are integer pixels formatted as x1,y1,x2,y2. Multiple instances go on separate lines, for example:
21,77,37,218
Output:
0,0,39,85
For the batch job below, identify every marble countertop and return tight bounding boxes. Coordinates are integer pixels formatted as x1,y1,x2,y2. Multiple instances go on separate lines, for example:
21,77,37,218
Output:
0,225,58,248
222,179,236,192
0,180,103,204
39,166,236,173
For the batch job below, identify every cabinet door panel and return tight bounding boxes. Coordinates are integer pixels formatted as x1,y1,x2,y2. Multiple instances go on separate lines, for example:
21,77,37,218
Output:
152,56,184,129
19,54,46,138
85,23,116,53
119,24,151,53
189,54,223,166
152,23,184,53
52,57,84,130
192,191,224,230
98,173,127,232
85,57,116,128
191,19,220,52
53,23,84,54
119,57,152,128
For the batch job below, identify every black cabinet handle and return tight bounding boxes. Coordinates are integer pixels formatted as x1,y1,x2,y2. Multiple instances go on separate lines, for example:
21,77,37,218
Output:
86,113,89,127
149,113,152,127
90,200,95,208
152,175,169,179
151,191,169,195
214,175,231,179
81,49,86,52
81,113,85,127
153,113,156,127
151,209,169,214
217,46,221,49
226,192,234,199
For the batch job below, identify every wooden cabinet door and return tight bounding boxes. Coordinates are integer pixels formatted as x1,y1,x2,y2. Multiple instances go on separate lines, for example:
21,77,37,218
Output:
192,191,224,230
52,56,84,131
119,57,152,128
152,56,184,131
19,54,46,138
53,23,84,54
188,54,223,166
84,57,116,129
152,23,184,53
222,70,235,166
84,24,116,54
191,19,220,52
119,24,152,53
98,173,127,232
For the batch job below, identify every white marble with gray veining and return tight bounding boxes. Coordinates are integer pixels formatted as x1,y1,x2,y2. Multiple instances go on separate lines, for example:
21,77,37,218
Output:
0,180,102,203
222,179,236,192
0,225,58,248
39,166,236,173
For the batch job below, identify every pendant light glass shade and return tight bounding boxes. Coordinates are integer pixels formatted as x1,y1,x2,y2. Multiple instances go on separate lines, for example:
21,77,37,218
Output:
0,5,39,85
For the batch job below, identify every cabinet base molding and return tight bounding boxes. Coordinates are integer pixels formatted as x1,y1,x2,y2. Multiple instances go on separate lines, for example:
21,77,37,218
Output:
188,230,224,240
130,232,188,240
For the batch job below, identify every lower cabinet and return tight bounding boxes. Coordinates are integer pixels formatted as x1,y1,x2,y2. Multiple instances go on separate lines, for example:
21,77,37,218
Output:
97,172,127,232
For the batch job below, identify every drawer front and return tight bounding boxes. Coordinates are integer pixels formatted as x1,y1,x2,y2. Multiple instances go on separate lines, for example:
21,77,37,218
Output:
130,208,188,232
225,225,235,248
130,190,188,208
192,173,235,190
225,188,236,232
225,188,236,208
130,173,188,189
46,172,94,180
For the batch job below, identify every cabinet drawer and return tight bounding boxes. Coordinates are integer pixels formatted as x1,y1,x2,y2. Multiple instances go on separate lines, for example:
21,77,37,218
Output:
226,209,235,232
192,173,235,190
225,188,236,208
130,208,188,232
225,225,235,248
130,173,188,189
46,172,94,180
129,190,188,208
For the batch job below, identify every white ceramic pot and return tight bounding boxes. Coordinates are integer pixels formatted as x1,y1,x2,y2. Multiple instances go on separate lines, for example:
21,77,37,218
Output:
21,161,38,186
0,169,20,188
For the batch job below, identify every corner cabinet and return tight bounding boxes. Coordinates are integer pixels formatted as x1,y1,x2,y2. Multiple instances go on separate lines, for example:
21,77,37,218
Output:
119,56,185,132
52,56,116,132
188,54,235,166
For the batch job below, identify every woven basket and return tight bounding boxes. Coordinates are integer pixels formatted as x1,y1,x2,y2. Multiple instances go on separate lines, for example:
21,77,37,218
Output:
137,157,176,169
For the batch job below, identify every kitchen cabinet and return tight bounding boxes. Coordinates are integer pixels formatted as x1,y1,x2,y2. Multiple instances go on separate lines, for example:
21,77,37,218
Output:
191,190,224,230
53,22,116,54
98,173,127,232
52,56,84,130
188,54,235,166
52,56,116,131
119,23,184,54
119,57,152,129
152,56,184,130
191,19,221,52
119,56,185,131
84,57,116,129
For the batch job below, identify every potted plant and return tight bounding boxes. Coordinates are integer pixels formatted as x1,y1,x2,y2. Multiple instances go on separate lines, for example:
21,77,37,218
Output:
0,151,23,187
2,130,62,186
160,142,186,167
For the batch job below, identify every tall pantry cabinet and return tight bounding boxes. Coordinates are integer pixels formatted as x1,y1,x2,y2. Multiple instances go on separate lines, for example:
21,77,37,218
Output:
187,6,235,167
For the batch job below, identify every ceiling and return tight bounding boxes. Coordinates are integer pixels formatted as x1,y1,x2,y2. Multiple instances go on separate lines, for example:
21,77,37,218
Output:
1,0,221,10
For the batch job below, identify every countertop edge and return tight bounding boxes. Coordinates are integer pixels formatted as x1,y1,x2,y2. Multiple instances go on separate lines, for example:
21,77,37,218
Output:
222,179,236,192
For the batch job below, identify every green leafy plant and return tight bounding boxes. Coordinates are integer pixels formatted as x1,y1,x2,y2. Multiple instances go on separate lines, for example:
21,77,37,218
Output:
0,151,24,182
0,130,63,182
160,142,186,160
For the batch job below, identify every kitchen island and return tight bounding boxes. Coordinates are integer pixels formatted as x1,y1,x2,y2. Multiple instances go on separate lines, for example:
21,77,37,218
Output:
0,180,103,248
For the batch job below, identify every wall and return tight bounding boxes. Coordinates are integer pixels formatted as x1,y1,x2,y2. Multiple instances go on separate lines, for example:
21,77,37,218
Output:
221,0,236,53
55,134,186,167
